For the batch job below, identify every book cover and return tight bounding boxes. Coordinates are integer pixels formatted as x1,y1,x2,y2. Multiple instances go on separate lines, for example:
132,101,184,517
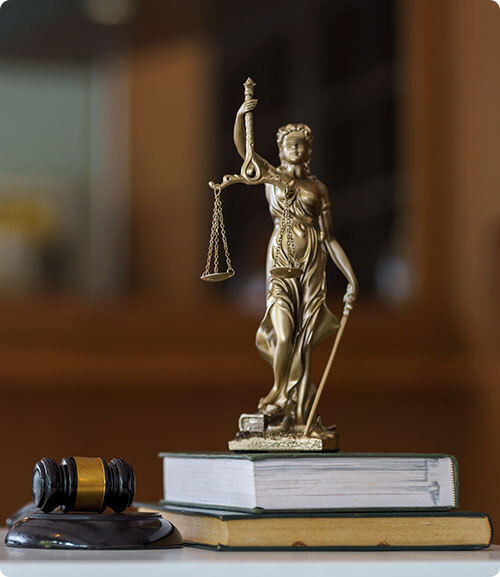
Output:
137,502,491,551
160,452,458,512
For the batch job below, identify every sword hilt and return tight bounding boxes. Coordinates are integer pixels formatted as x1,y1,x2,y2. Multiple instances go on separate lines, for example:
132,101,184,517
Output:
241,77,261,181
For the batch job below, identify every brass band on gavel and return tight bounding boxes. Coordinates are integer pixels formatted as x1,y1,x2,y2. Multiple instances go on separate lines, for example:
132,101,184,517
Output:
32,456,135,513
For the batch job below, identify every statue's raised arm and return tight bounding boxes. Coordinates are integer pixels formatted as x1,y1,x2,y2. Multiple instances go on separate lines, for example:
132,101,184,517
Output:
233,79,276,182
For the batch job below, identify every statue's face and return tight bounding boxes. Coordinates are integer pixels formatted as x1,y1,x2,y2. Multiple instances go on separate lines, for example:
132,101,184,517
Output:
280,132,311,165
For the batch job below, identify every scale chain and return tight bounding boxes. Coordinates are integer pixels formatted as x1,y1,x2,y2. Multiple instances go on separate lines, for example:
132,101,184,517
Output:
202,184,234,279
273,183,298,270
274,194,286,269
215,190,233,274
285,186,297,268
213,189,221,274
203,185,221,276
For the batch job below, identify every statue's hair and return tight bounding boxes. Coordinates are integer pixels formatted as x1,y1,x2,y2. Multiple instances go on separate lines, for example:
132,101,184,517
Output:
276,123,314,150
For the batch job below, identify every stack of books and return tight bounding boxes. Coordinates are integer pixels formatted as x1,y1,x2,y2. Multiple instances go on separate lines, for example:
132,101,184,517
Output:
137,452,492,550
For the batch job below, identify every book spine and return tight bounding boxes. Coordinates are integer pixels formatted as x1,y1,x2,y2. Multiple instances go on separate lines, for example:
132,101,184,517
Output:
450,455,459,509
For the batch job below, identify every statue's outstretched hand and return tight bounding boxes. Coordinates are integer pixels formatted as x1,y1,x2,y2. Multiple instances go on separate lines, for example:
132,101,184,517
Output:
343,282,358,307
238,99,258,116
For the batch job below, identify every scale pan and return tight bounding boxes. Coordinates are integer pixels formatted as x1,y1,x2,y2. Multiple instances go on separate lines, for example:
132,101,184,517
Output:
201,271,235,282
270,267,303,279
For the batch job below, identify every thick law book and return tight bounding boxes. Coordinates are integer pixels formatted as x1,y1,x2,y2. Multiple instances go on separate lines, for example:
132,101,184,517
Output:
137,503,492,551
159,452,458,511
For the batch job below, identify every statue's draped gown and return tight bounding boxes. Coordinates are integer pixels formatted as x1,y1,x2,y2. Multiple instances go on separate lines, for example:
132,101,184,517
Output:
256,176,339,426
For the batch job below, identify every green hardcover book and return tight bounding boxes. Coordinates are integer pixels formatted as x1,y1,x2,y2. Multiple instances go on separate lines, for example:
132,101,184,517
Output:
136,502,491,551
159,452,458,512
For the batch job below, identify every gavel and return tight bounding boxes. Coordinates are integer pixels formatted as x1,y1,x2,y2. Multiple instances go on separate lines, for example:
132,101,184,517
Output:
32,456,135,513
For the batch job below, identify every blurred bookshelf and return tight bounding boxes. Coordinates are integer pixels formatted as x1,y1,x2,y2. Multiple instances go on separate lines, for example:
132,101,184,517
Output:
0,0,480,397
0,0,498,533
0,0,476,427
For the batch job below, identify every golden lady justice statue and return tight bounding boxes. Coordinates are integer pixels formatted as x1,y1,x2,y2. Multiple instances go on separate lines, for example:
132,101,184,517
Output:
202,79,358,451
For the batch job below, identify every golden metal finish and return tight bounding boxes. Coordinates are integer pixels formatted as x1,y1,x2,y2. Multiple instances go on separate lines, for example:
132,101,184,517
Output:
268,267,303,279
73,456,106,512
241,78,261,181
304,300,353,436
270,182,302,279
201,78,358,450
202,271,234,282
228,433,339,452
201,184,234,282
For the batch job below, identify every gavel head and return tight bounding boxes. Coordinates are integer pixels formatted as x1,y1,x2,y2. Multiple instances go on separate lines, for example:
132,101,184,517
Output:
32,457,135,513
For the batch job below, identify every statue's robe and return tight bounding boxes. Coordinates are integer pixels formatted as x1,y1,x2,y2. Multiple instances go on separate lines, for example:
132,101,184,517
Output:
256,177,339,425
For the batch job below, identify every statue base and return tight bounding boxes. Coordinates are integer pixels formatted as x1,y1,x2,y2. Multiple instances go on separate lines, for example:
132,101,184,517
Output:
228,414,340,452
228,433,339,452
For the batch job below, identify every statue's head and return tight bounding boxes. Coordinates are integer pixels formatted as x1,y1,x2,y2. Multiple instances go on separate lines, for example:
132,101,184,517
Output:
276,123,313,167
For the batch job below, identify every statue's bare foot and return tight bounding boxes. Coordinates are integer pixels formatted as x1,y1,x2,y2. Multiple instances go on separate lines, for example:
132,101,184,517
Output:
257,398,267,411
260,403,282,417
258,387,280,411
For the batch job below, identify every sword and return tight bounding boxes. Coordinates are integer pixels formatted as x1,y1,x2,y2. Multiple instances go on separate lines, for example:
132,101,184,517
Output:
303,298,353,437
241,77,261,182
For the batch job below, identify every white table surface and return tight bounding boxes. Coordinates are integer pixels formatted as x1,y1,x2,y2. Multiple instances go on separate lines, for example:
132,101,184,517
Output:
1,532,499,577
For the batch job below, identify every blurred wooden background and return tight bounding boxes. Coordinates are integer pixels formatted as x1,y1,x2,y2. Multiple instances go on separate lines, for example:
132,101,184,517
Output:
0,0,499,530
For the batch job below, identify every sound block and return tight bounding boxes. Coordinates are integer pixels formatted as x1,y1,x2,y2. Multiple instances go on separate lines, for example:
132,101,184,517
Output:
5,510,182,550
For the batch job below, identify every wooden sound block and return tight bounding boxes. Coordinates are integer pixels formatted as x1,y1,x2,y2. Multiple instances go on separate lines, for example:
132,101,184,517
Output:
5,510,183,550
